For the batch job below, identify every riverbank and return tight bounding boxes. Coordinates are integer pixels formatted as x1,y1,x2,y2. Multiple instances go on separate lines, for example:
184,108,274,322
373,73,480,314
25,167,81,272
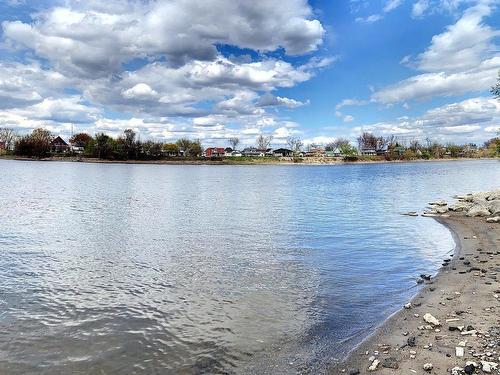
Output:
330,196,500,374
0,154,496,166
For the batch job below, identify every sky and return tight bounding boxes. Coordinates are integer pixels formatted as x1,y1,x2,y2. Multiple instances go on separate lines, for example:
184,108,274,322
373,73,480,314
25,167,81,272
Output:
0,0,499,147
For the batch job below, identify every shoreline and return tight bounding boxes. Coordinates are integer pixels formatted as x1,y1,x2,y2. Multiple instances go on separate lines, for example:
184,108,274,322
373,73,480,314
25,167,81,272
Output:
330,213,500,374
0,155,497,167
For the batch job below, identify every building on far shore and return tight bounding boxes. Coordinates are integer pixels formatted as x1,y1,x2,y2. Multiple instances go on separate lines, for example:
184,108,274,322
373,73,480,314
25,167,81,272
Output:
51,136,70,153
242,147,265,157
360,147,377,156
273,148,293,157
204,147,225,157
0,141,5,150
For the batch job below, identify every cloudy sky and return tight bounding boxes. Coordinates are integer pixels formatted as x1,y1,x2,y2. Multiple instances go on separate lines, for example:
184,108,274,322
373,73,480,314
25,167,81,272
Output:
0,0,499,146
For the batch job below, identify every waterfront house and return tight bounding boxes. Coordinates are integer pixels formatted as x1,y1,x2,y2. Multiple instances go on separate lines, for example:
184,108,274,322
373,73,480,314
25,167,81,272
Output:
51,136,69,153
376,145,388,156
360,147,376,156
70,141,85,154
304,147,325,157
230,150,243,157
0,141,5,150
273,148,293,157
204,147,225,157
325,147,343,157
242,147,265,157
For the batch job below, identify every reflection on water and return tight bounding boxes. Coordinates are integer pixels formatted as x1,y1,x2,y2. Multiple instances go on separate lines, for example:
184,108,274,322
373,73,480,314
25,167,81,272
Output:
0,159,498,374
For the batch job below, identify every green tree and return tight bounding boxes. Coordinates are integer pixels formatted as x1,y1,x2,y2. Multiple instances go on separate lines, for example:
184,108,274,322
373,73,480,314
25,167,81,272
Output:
94,133,116,159
163,143,180,156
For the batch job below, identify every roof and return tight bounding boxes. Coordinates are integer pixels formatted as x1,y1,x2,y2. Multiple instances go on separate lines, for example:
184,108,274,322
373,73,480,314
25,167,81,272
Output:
51,136,68,146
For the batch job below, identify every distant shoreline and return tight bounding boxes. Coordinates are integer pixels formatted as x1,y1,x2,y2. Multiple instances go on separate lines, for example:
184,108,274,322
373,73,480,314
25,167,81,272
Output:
0,155,497,166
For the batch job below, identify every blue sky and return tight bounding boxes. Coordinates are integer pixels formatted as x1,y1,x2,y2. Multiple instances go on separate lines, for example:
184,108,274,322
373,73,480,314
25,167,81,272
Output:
0,0,499,147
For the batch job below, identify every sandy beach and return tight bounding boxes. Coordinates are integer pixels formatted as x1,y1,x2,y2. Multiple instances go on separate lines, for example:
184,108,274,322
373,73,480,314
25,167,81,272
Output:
330,210,500,374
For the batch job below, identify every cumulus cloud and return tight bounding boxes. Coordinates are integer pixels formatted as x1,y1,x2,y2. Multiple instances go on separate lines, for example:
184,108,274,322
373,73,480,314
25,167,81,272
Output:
353,97,500,142
372,1,500,104
2,0,325,77
0,0,333,144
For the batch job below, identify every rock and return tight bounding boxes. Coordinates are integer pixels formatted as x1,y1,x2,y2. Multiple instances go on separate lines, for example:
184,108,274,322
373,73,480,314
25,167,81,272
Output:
451,367,464,375
368,359,380,371
481,361,498,373
423,313,441,326
429,200,447,206
423,363,433,372
464,362,476,374
382,357,399,369
489,199,500,215
407,336,416,347
349,369,360,375
435,205,449,214
404,303,412,309
403,211,419,216
449,202,473,212
456,346,465,357
486,216,500,223
420,274,432,281
466,204,491,217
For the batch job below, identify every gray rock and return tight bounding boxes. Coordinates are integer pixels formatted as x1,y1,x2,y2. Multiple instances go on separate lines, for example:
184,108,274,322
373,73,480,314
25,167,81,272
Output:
382,357,399,369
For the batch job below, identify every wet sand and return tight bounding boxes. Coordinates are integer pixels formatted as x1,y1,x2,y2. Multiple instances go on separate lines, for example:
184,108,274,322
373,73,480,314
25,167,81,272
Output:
330,213,500,374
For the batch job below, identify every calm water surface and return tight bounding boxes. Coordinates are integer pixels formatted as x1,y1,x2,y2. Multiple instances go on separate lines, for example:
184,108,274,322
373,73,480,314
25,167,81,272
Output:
0,159,499,374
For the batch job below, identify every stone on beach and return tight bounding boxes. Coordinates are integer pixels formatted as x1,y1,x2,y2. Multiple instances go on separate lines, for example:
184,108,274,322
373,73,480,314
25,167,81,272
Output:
423,313,441,326
481,361,498,373
486,216,500,223
368,359,379,371
382,357,398,369
466,204,491,217
423,363,433,371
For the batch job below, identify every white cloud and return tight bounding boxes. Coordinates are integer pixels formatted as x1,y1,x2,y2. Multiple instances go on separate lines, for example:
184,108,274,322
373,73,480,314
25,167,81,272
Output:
412,0,430,17
2,0,325,77
372,1,500,104
384,0,404,12
356,14,383,23
353,96,500,143
122,83,158,99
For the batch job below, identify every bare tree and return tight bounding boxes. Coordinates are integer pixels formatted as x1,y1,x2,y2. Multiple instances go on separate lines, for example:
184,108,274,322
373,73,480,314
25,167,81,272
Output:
357,132,378,150
286,137,303,154
0,127,17,150
492,70,500,100
256,134,273,150
326,138,350,151
228,137,240,150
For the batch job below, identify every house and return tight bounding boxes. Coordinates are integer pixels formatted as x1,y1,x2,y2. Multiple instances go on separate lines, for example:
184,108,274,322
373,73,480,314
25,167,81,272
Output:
0,141,5,150
376,145,388,156
242,147,265,157
273,148,293,157
304,147,325,157
325,147,343,157
230,150,243,157
70,141,85,154
204,147,225,157
51,136,70,153
360,147,377,156
224,147,233,154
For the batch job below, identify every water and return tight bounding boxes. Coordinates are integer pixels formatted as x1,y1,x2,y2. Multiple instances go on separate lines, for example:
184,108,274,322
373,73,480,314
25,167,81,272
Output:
0,159,498,374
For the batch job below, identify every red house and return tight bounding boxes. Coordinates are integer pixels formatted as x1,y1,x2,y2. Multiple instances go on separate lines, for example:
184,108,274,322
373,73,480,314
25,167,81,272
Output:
204,147,225,157
0,141,5,150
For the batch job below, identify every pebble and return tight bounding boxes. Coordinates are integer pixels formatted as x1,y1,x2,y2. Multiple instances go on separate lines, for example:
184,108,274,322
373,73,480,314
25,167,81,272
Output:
423,363,433,371
367,359,379,371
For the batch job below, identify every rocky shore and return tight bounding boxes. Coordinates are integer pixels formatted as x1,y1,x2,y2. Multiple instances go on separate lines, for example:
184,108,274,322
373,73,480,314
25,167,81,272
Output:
331,189,500,375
